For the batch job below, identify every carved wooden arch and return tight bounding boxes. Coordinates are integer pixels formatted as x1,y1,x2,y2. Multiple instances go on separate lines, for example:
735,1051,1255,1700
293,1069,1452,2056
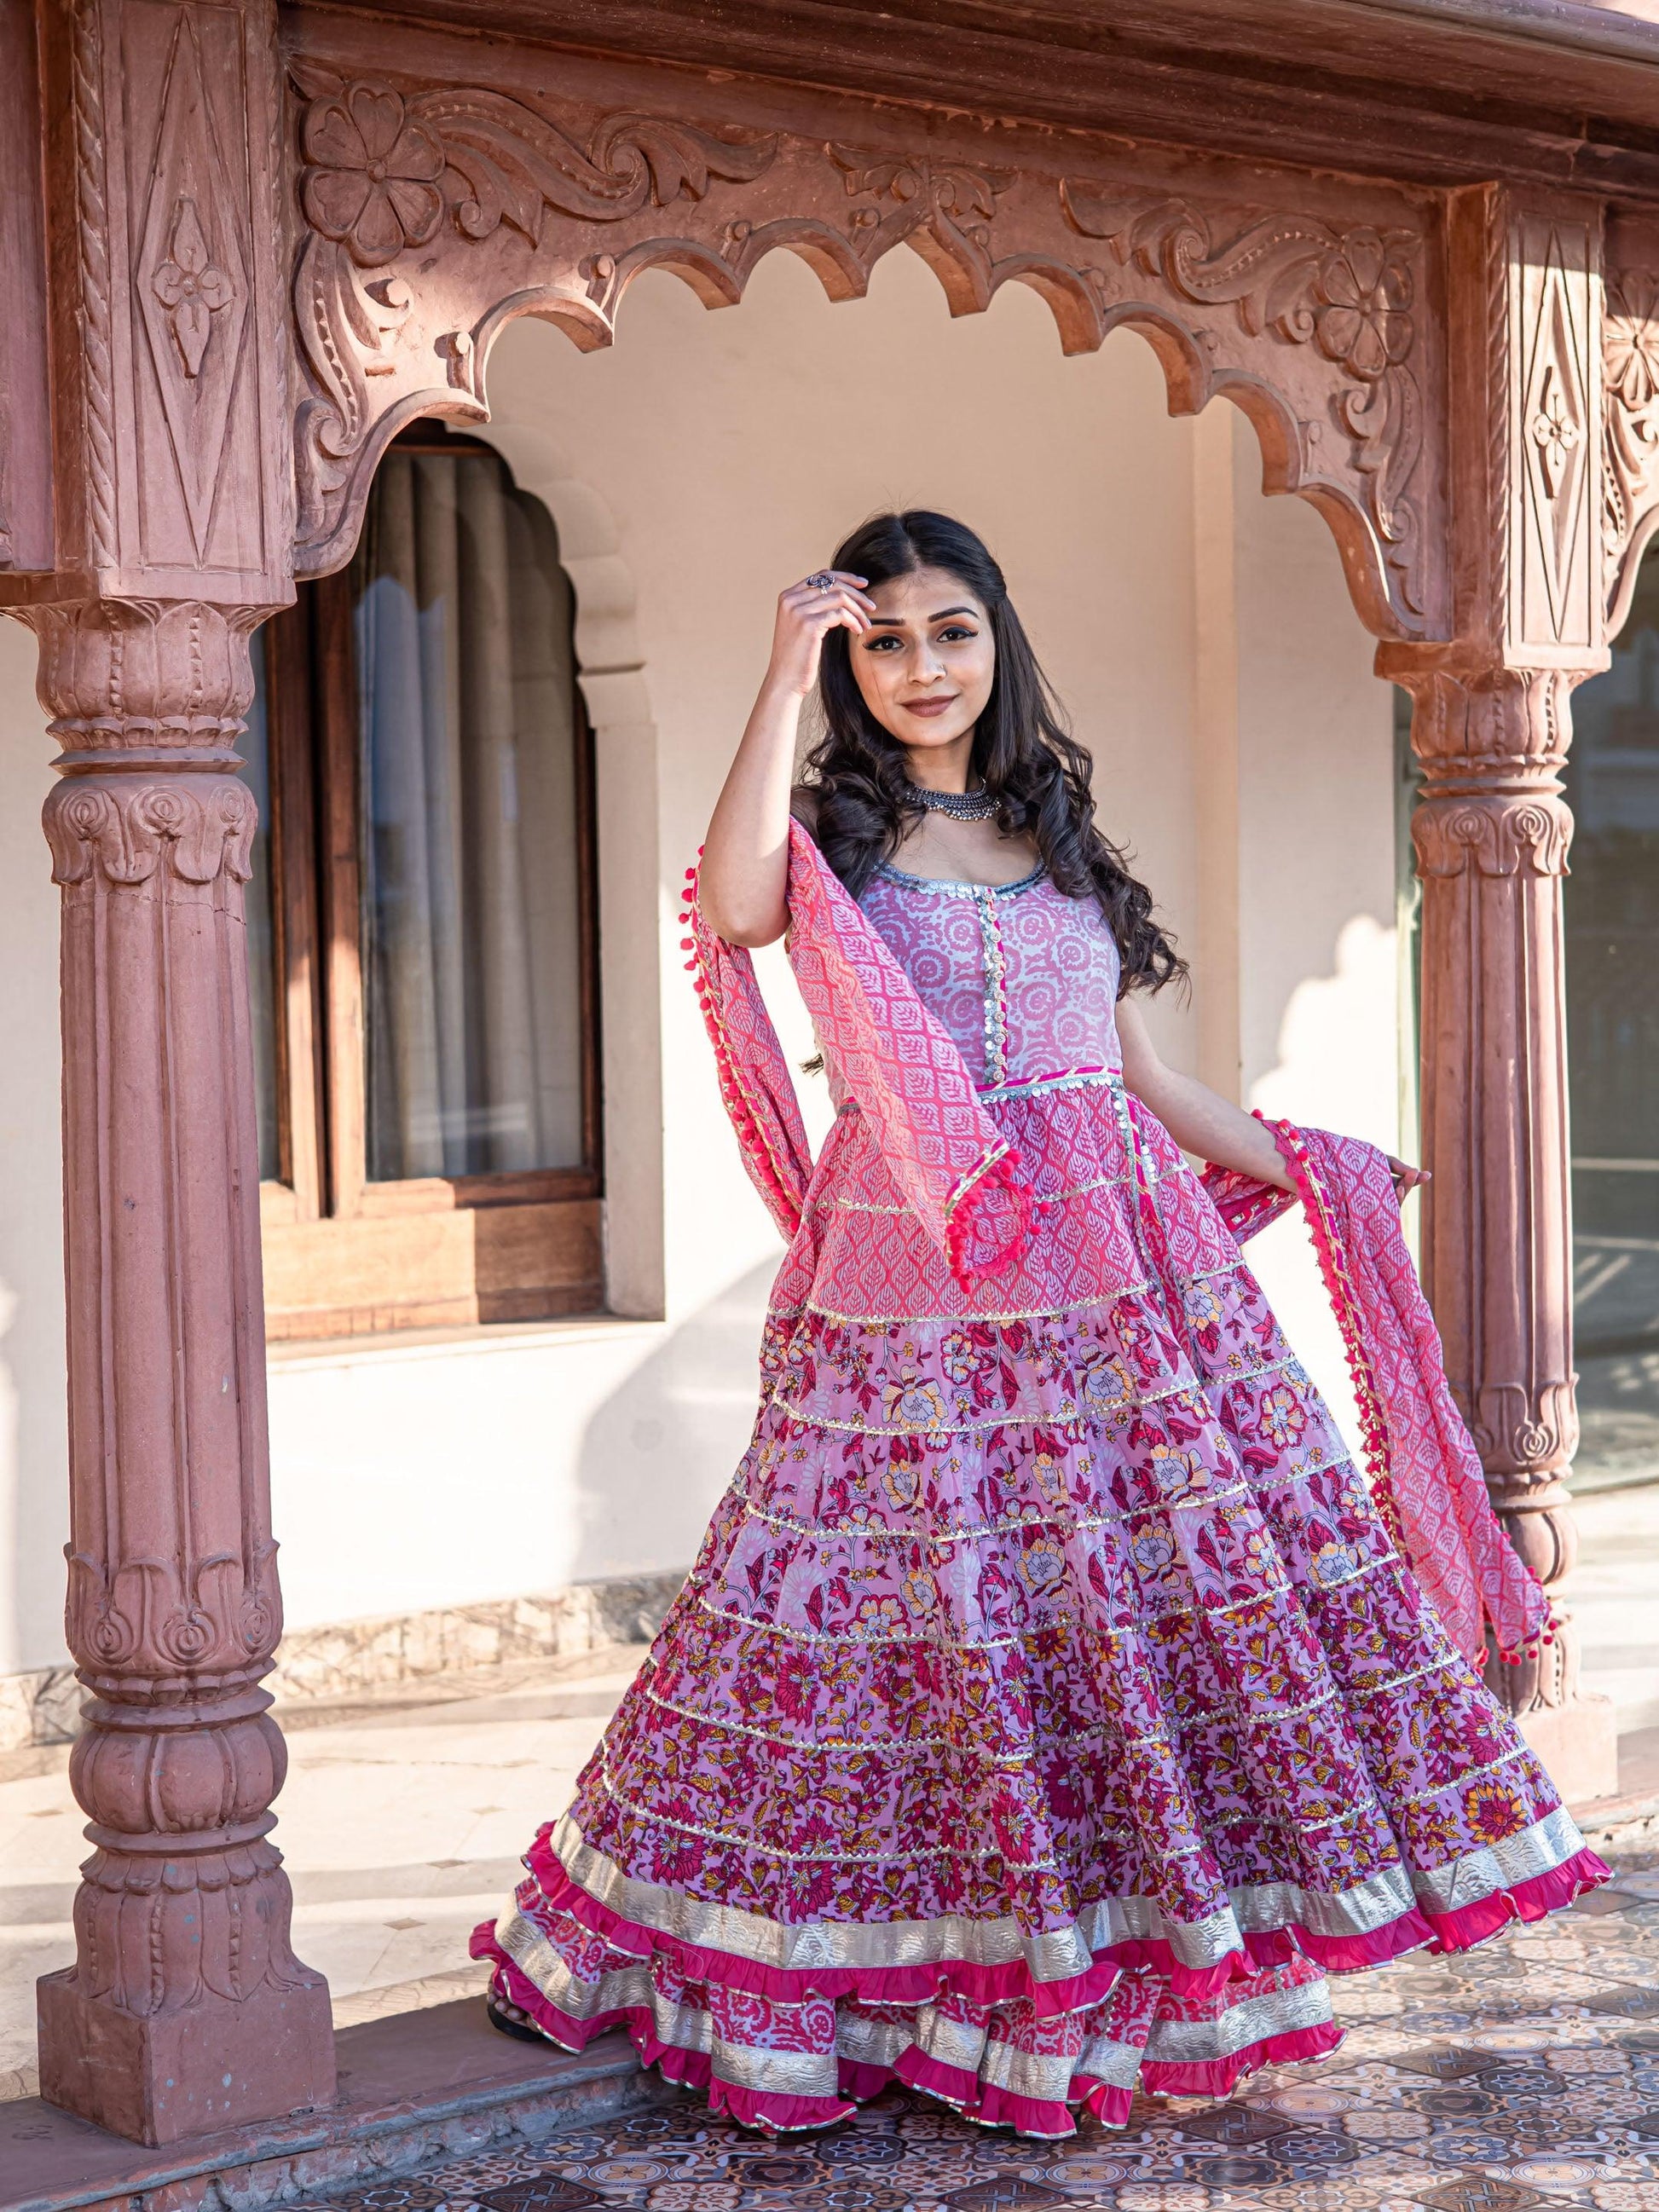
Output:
1604,210,1659,638
284,45,1447,641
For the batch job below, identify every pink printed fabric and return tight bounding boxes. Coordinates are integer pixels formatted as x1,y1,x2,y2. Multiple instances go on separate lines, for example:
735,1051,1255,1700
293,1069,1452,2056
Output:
677,857,813,1245
479,834,1605,2137
685,823,1031,1288
1203,1127,1551,1667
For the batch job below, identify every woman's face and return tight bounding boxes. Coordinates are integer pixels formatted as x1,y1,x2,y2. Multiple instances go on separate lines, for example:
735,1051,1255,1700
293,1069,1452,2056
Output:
847,564,995,763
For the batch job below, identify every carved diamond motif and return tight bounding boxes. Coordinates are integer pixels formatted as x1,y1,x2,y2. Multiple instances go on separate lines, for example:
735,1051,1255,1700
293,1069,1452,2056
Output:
1519,227,1589,640
1529,361,1581,499
136,10,249,557
151,198,233,378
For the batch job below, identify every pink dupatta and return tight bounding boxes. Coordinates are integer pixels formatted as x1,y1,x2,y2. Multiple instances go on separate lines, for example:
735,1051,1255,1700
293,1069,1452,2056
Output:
682,822,1551,1669
681,819,1028,1285
1202,1127,1552,1668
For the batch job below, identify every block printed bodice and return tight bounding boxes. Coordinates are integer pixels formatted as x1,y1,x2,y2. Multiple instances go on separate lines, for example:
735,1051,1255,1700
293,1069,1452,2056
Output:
855,860,1124,1094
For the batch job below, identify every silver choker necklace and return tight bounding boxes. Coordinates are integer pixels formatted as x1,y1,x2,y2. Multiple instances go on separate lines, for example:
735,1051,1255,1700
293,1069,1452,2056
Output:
905,781,997,823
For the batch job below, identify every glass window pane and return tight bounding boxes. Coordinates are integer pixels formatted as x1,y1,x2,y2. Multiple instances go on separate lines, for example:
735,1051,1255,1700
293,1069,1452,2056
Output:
241,634,280,1183
1564,550,1659,1488
354,447,587,1181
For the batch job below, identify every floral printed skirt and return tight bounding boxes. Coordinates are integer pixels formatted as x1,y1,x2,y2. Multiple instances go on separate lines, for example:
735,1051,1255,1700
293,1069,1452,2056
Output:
472,1086,1607,2137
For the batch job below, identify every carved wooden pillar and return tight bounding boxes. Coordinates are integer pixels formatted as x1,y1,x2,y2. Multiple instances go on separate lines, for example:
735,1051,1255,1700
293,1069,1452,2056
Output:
1,0,337,2145
1382,184,1616,1805
26,601,336,2142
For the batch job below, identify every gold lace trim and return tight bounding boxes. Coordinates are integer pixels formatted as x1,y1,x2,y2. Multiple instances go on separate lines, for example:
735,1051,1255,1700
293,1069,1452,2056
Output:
689,1544,1401,1652
766,1351,1302,1438
639,1643,1467,1765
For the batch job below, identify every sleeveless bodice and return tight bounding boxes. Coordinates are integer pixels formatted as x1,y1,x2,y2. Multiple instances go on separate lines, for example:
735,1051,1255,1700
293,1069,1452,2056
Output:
856,861,1122,1091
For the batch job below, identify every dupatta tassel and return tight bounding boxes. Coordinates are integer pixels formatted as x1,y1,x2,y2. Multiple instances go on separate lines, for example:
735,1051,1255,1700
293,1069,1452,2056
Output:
945,1144,1032,1291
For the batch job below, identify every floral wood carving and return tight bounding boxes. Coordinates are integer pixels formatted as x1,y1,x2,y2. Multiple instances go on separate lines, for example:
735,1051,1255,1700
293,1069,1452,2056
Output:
289,62,776,547
65,1538,280,1678
284,55,1443,634
1061,187,1427,620
1512,224,1594,648
71,1690,310,2020
43,776,257,888
1604,263,1659,632
1411,791,1573,881
152,198,235,378
830,145,1012,313
296,68,776,262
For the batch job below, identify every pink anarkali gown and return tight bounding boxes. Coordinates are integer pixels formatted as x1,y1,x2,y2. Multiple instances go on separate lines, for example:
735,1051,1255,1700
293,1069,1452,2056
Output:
474,835,1605,2139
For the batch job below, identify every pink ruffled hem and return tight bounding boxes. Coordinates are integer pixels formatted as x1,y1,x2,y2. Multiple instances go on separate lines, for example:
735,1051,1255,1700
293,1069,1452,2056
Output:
478,1943,1347,2138
485,1946,858,2133
511,1828,1609,2018
472,1841,1607,2140
1134,2020,1346,2105
1420,1842,1610,1949
519,1829,1124,2014
1240,1909,1434,1978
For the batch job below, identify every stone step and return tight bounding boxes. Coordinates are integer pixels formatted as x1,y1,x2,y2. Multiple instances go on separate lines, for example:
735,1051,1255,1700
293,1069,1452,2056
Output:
0,1999,664,2212
1569,1719,1659,1852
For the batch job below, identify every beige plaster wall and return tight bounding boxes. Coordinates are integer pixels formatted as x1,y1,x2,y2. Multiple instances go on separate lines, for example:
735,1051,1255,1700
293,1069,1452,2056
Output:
1191,402,1398,1434
1234,430,1399,1143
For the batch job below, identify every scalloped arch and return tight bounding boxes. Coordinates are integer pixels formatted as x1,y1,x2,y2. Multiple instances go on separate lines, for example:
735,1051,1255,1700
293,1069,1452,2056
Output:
288,65,1443,640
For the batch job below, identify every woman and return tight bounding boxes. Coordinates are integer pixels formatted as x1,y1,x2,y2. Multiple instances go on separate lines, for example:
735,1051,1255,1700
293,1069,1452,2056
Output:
474,510,1606,2138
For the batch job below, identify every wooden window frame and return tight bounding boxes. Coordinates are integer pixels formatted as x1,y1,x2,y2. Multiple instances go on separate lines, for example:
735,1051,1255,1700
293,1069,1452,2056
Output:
257,437,603,1340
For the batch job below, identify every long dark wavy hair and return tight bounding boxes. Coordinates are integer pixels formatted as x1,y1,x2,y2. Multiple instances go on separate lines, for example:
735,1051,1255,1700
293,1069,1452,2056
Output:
800,510,1185,995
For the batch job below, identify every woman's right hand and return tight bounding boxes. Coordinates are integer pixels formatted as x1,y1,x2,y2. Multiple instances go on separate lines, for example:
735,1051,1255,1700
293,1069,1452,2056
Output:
699,569,875,944
765,570,875,697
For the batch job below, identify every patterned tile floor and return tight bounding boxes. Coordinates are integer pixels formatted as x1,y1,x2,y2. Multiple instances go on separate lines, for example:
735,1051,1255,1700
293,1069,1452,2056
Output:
291,1851,1659,2212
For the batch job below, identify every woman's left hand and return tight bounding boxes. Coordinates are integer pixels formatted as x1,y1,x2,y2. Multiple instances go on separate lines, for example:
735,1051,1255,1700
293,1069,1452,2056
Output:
1386,1155,1431,1196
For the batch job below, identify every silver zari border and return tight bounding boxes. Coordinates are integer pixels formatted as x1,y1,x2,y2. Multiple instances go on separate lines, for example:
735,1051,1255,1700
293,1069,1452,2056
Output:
497,1906,655,2023
1144,1972,1333,2063
498,1905,842,2099
550,1805,1589,1983
1411,1800,1587,1911
835,2009,916,2071
915,2002,992,2075
980,2035,1083,2103
838,2001,991,2077
552,1813,1094,1980
501,1892,1334,2109
1076,2029,1145,2089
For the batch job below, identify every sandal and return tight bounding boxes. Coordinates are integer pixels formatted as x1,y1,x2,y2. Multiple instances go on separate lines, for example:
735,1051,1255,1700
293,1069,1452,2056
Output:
485,1988,546,2045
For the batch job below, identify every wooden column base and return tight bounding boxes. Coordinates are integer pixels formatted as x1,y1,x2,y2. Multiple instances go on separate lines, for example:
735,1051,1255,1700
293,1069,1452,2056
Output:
37,1969,336,2147
1510,1693,1619,1811
1482,1491,1618,1810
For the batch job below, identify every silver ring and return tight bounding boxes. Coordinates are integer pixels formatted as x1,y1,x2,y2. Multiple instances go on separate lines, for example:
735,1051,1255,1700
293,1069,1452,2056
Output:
804,570,835,591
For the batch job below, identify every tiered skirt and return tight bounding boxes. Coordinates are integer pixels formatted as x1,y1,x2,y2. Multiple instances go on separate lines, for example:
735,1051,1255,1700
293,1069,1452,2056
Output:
474,1079,1607,2135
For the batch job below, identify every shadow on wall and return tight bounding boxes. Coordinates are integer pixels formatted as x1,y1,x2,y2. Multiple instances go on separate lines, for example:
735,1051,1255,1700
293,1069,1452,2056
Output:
1251,911,1401,1151
569,1256,781,1584
1239,906,1406,1467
